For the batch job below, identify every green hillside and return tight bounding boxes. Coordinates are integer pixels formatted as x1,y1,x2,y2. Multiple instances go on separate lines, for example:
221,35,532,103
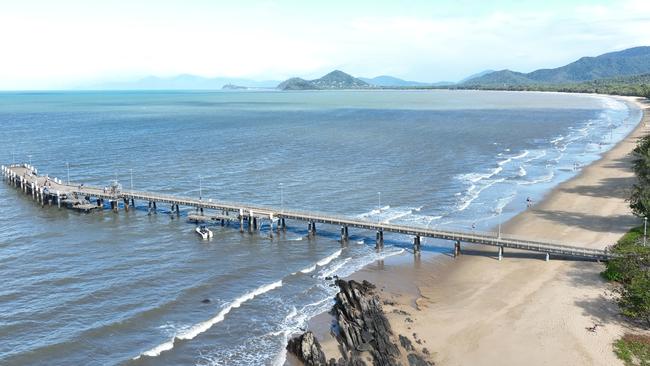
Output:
464,46,650,86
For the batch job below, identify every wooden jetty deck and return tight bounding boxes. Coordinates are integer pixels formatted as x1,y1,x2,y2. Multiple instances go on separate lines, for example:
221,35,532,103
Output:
2,163,616,261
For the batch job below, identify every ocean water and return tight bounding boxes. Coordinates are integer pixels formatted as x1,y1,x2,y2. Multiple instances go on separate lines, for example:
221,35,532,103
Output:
0,90,641,365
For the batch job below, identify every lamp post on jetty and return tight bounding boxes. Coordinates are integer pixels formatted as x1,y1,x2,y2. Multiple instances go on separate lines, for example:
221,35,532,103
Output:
129,169,133,191
280,183,284,212
28,154,32,166
66,162,70,184
11,151,14,165
497,207,503,239
643,216,648,246
199,175,203,201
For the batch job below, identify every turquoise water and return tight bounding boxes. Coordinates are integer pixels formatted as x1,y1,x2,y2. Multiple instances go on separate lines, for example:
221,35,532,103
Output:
0,90,640,365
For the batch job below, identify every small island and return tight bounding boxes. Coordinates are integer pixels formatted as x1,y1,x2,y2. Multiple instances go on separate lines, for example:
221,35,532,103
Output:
277,70,372,90
221,84,248,90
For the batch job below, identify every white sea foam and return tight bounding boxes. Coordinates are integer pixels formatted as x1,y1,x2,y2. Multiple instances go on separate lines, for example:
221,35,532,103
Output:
524,150,547,163
299,265,317,274
356,205,428,226
456,178,506,212
316,249,342,267
318,257,351,279
498,150,529,166
518,165,527,177
493,193,516,215
518,170,555,185
271,297,333,366
135,280,283,359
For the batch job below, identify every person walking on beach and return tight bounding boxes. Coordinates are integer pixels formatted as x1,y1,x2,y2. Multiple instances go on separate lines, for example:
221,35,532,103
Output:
526,197,532,208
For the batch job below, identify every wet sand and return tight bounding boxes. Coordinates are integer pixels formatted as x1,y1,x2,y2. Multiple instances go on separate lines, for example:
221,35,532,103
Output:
308,96,650,365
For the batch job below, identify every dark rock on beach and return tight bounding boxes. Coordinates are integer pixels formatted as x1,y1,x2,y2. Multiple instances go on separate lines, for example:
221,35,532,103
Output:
332,279,400,365
399,335,414,351
287,279,434,366
407,353,434,366
286,331,328,366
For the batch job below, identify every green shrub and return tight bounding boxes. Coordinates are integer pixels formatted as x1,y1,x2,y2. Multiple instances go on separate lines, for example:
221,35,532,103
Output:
614,334,650,366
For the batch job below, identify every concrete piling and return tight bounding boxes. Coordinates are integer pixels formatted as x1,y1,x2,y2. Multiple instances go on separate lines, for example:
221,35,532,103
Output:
454,240,461,257
498,246,503,261
375,230,384,250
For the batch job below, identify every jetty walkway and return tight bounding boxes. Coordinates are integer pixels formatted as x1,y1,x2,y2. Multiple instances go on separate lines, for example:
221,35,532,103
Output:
2,163,614,261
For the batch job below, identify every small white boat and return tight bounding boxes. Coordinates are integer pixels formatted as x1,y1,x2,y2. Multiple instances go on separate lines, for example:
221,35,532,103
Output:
195,226,213,239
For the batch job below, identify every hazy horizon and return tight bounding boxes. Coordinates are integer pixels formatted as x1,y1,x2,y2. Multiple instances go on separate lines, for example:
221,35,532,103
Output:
2,0,650,90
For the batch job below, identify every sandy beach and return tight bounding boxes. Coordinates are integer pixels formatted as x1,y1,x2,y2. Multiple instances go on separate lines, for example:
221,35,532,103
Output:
309,96,650,365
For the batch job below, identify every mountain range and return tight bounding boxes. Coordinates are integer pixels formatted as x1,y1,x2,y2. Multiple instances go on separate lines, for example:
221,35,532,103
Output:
277,71,454,90
463,47,650,85
277,70,371,90
83,46,650,91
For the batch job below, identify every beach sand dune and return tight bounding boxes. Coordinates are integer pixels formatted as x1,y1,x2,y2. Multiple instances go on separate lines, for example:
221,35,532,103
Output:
312,97,650,366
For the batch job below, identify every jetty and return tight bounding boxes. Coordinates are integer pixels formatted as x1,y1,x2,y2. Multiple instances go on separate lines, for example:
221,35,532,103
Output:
2,163,615,261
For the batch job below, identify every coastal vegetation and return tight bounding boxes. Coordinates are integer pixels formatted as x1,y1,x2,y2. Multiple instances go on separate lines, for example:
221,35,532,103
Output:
604,131,650,365
453,74,650,98
605,130,650,327
613,334,650,366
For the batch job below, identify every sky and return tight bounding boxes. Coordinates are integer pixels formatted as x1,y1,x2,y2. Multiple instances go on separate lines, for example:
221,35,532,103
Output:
1,0,650,89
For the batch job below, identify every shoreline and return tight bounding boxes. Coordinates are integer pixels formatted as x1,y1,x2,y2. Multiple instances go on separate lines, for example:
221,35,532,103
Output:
299,95,650,365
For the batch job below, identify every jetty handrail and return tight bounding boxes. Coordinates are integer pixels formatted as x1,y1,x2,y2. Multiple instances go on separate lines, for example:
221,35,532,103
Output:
80,188,608,254
3,164,614,259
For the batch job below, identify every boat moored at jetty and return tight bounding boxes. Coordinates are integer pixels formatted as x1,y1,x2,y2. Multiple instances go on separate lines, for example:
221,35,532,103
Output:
195,225,213,239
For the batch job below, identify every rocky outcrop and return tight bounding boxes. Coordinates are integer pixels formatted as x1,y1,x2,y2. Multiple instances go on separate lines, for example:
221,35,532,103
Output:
332,280,400,365
287,331,328,366
288,280,434,366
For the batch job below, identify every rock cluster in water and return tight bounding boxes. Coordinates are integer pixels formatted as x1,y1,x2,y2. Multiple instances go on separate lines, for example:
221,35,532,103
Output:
286,279,434,366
